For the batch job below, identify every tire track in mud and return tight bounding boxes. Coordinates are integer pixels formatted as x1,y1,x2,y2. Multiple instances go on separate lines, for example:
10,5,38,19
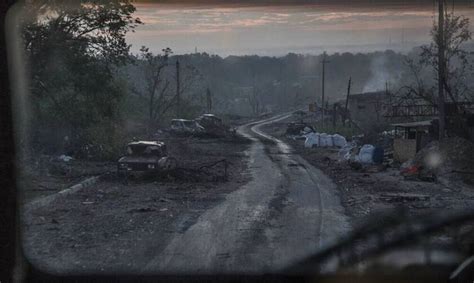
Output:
249,114,325,262
142,113,348,273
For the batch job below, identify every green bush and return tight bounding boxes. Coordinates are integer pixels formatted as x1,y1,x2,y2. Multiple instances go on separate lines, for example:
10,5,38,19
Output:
310,120,362,139
79,119,129,161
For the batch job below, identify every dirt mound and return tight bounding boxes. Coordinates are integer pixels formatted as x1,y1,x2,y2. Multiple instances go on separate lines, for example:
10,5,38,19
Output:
414,137,474,185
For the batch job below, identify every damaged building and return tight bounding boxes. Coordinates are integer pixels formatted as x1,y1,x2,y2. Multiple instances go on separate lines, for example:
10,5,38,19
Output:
346,91,391,131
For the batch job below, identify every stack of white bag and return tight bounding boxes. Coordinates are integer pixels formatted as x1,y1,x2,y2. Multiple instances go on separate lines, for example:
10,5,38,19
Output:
355,144,375,164
304,133,347,148
304,132,320,148
338,142,355,161
319,133,333,147
332,134,347,147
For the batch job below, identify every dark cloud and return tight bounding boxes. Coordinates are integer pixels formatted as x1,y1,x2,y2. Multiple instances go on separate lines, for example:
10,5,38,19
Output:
135,0,474,9
128,1,474,56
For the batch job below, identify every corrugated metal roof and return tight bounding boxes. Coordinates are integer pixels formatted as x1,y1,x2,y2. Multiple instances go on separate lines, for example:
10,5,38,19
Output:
391,120,433,128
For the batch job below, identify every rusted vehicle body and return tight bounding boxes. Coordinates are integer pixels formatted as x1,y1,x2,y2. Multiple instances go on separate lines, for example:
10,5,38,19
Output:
196,114,232,137
170,119,205,135
196,114,223,127
117,141,176,176
286,122,314,136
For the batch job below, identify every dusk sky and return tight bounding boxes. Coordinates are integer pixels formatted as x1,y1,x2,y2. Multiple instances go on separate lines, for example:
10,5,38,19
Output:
126,3,474,56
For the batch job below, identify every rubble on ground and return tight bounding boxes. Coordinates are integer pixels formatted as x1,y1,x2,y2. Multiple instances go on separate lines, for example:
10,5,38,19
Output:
22,130,250,204
284,115,473,186
285,120,391,169
261,119,474,226
408,137,474,186
58,155,74,162
286,122,314,136
22,130,251,271
287,119,474,185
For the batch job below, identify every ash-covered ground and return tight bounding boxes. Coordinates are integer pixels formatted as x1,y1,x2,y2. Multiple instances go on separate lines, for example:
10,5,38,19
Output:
21,135,251,273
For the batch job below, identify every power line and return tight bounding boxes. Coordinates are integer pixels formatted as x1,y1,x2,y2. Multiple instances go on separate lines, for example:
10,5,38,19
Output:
321,51,330,126
438,0,446,139
176,59,180,117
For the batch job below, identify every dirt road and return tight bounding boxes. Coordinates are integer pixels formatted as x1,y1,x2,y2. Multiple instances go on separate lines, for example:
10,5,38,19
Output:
23,114,350,274
143,114,350,274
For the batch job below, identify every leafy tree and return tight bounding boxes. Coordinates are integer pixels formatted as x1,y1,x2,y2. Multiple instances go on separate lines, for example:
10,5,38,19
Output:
21,0,141,155
23,0,141,63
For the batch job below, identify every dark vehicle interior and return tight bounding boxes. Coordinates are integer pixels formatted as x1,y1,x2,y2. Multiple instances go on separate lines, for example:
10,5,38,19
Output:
2,0,474,282
126,142,167,157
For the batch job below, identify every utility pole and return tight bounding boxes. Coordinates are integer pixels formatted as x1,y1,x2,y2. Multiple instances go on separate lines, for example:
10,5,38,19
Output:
176,59,180,117
321,51,330,126
278,61,283,109
254,76,261,115
206,87,212,113
438,0,446,140
344,77,351,126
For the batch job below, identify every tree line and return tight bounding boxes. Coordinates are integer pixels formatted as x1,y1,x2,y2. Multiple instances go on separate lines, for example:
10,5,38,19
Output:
20,0,474,159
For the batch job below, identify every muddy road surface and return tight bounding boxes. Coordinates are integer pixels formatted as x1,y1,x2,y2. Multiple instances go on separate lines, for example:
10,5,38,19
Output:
23,114,350,275
143,114,350,274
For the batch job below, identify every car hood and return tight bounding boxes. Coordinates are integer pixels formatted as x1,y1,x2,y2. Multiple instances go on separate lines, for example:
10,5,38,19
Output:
118,156,163,163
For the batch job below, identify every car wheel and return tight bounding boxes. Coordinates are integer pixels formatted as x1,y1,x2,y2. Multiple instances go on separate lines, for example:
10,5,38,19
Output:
165,157,178,170
117,166,128,184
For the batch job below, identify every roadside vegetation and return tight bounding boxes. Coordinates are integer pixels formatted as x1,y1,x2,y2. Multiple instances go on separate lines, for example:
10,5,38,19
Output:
19,1,474,161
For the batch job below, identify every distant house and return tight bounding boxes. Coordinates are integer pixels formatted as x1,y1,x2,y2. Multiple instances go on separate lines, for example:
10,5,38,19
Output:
391,120,437,162
346,91,391,130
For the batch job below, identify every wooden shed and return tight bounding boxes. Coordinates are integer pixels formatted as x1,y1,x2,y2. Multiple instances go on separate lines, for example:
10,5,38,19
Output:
392,120,436,162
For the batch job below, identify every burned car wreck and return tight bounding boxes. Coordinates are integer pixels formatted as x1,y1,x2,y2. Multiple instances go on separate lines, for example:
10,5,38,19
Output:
196,114,235,137
117,141,176,177
170,119,205,136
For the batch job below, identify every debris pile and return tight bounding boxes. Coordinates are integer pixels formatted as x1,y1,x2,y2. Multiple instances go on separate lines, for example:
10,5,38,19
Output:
262,119,473,225
284,122,390,171
286,122,314,136
407,137,474,185
58,155,74,162
168,114,235,138
282,118,474,183
168,159,229,182
303,132,347,149
379,193,430,203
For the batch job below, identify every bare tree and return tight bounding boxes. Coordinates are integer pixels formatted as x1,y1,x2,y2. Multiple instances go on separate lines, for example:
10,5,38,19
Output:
420,5,473,105
132,48,205,135
175,63,204,110
393,3,472,138
248,86,261,116
206,87,213,113
392,57,435,107
133,46,174,136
